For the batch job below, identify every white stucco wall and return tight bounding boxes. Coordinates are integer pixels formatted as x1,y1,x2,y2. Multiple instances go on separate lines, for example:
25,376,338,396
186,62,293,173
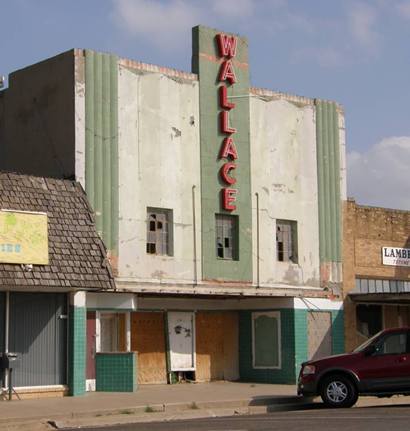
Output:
118,66,201,283
250,97,320,288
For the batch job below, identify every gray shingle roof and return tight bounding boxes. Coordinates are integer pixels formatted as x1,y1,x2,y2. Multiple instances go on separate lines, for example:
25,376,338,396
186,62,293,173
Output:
0,172,115,290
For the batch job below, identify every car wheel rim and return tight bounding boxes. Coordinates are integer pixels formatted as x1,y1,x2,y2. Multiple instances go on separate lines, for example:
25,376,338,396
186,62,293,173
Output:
326,381,348,403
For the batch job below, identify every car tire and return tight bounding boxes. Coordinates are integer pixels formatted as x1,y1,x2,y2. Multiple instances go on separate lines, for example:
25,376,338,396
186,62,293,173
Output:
320,374,358,408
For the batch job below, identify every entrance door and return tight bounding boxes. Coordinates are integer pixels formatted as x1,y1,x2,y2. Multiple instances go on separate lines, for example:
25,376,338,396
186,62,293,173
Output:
167,312,195,371
86,311,96,391
131,312,167,384
308,311,332,360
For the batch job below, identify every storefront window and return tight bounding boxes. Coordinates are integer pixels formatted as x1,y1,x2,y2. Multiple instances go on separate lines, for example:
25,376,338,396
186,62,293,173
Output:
100,312,127,352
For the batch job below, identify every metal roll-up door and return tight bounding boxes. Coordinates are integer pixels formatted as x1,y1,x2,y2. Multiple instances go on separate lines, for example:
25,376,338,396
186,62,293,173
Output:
9,292,67,387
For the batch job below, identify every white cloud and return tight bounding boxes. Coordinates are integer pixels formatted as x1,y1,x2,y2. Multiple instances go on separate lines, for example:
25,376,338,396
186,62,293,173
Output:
113,0,201,48
347,136,410,210
348,2,381,54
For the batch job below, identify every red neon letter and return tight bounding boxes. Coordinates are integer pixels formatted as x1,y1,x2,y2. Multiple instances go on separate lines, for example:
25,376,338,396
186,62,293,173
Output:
219,137,238,160
216,34,237,58
220,111,237,134
222,188,237,211
220,162,237,185
219,60,237,84
219,86,235,110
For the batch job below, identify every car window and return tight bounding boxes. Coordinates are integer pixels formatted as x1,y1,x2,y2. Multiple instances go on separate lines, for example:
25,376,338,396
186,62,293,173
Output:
374,332,408,355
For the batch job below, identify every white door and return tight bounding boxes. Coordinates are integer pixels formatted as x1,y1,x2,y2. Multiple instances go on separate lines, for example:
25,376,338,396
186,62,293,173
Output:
167,312,195,371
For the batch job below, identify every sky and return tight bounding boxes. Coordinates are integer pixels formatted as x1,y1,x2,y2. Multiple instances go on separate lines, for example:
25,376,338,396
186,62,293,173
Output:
1,0,409,210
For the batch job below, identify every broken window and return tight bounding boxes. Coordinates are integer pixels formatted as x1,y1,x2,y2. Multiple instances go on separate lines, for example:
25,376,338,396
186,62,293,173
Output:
146,208,173,256
276,220,298,263
215,214,238,260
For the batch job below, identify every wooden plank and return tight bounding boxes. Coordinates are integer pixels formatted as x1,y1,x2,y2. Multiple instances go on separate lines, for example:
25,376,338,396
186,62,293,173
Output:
131,312,167,384
195,312,238,382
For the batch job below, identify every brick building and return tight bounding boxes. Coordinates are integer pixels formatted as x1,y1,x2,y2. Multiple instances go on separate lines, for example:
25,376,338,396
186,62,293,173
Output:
343,199,410,352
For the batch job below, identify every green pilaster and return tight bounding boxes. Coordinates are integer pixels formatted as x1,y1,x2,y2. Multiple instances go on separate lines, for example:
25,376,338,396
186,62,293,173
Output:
315,100,341,263
85,50,119,255
294,310,308,377
68,305,86,396
192,26,253,282
331,309,345,354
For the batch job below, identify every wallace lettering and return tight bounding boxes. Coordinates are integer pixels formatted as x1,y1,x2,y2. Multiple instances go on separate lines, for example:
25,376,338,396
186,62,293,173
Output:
217,33,239,211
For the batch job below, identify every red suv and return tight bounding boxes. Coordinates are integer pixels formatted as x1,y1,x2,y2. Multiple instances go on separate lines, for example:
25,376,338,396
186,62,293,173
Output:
298,327,410,407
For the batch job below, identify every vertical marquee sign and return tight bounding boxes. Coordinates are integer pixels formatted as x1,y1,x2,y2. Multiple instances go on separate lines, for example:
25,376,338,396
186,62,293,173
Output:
217,33,239,211
192,25,253,282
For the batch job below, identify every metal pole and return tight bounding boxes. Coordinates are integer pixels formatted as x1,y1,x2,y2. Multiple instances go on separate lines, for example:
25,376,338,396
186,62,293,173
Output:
4,292,9,392
192,185,198,286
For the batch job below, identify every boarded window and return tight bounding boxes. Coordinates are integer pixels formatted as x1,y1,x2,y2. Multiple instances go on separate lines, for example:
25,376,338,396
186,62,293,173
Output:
276,220,298,263
146,208,173,256
216,214,238,260
356,304,382,338
252,312,281,368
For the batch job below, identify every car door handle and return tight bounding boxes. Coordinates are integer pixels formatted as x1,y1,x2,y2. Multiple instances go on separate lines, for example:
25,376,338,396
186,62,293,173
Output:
397,356,407,363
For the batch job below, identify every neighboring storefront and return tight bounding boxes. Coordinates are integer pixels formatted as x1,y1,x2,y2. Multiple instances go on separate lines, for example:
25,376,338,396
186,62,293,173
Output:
0,173,115,398
0,25,346,389
343,199,410,352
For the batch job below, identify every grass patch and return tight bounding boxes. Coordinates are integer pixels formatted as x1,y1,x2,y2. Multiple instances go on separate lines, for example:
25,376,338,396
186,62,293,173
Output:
144,405,154,413
189,402,199,410
120,409,134,415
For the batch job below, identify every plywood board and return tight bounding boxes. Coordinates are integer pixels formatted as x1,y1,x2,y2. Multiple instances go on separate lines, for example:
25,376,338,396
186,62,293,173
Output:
308,311,332,360
131,312,167,384
195,311,239,382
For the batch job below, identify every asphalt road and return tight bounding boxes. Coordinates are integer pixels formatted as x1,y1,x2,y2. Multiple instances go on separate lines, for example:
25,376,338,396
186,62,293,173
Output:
64,405,410,431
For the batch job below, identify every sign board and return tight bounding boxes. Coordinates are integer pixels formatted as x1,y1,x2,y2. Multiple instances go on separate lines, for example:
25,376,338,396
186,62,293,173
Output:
382,247,410,267
167,311,195,371
0,210,49,265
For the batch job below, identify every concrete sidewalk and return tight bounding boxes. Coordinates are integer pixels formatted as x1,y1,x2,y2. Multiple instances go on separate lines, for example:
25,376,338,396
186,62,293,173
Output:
1,382,410,430
0,382,301,428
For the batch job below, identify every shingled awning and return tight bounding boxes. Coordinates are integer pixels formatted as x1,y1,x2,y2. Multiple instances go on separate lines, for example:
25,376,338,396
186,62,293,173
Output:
0,172,115,290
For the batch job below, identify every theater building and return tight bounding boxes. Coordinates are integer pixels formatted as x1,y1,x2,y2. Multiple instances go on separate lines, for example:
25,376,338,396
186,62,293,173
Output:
0,25,346,392
343,199,410,352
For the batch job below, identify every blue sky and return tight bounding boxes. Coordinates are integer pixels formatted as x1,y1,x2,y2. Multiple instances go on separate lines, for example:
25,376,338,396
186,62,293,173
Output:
1,0,409,210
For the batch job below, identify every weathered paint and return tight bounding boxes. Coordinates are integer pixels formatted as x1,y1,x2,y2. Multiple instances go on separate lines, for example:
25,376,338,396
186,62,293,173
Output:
117,65,201,283
250,95,320,287
315,100,344,288
192,25,253,282
85,50,119,254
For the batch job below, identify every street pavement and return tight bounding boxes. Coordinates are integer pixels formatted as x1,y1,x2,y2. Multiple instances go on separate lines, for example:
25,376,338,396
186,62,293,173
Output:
62,405,410,431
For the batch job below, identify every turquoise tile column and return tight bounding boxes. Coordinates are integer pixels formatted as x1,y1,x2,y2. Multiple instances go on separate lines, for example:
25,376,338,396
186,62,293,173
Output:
331,309,345,354
294,309,308,378
68,292,86,396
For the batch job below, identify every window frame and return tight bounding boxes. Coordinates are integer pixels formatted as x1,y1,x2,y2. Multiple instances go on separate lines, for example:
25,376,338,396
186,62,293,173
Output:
215,214,239,261
146,207,174,256
252,311,282,370
276,220,298,264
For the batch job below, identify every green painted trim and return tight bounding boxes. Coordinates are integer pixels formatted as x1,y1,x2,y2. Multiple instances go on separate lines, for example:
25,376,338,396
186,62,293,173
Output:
85,50,119,254
315,100,342,262
192,25,253,282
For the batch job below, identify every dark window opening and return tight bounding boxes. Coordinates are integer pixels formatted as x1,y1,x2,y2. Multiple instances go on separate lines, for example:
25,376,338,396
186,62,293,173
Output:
356,304,382,338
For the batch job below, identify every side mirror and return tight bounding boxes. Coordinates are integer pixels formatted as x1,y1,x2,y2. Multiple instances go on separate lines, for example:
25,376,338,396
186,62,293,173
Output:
364,345,376,356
